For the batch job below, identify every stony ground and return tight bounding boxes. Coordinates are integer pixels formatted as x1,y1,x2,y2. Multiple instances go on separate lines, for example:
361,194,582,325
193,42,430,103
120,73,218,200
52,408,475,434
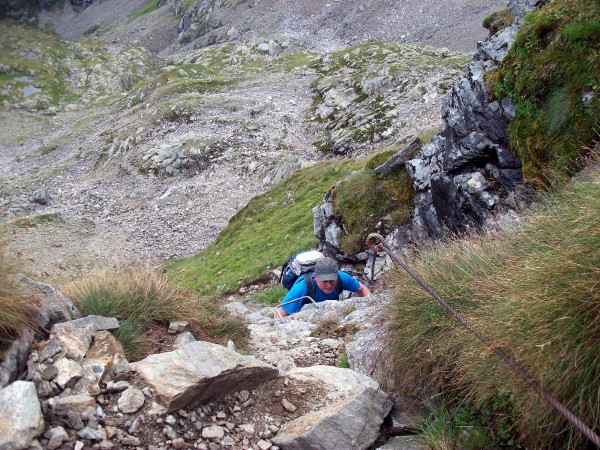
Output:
0,42,466,283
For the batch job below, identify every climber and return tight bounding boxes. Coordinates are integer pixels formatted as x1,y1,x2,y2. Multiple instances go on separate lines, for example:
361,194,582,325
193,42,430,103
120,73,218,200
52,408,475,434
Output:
274,257,370,318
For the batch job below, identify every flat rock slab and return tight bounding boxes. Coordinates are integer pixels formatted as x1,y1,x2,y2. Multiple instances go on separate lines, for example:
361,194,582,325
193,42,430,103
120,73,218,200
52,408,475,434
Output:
273,365,393,450
127,341,278,412
0,381,44,450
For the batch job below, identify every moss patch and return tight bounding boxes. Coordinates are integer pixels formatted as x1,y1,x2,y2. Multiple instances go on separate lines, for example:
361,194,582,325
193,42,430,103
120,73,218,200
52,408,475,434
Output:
494,0,600,185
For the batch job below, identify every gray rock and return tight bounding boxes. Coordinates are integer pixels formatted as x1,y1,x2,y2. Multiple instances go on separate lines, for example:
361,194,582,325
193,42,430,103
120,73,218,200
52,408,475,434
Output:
118,387,146,414
202,425,225,439
0,381,45,450
44,426,69,450
168,320,188,334
174,331,196,348
387,397,425,435
53,394,96,418
273,366,393,450
63,315,120,331
53,357,84,389
378,435,426,449
0,331,33,388
127,341,278,411
77,426,103,440
16,277,80,328
32,188,51,205
51,323,97,362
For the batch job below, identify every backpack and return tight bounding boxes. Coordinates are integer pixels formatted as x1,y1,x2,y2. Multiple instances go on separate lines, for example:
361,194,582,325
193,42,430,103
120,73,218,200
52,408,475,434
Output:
280,250,345,300
279,250,324,289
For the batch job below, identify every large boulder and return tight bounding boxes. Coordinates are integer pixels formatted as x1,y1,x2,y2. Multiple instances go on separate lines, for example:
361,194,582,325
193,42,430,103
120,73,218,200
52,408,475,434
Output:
273,365,393,450
127,341,278,412
0,381,45,450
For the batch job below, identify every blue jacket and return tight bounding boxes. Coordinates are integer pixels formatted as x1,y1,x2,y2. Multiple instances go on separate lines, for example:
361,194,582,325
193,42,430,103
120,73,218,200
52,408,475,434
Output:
278,271,360,315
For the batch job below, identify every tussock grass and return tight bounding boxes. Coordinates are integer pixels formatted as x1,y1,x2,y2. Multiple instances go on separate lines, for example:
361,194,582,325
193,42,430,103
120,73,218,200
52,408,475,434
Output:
331,141,422,255
65,267,247,360
0,242,41,346
416,401,495,449
386,163,600,448
482,9,515,35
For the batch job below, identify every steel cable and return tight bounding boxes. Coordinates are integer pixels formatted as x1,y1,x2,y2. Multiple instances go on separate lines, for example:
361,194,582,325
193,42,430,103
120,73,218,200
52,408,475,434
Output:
366,232,600,448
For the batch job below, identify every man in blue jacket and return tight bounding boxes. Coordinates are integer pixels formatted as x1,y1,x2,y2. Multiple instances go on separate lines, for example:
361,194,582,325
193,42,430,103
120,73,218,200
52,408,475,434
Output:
274,257,371,318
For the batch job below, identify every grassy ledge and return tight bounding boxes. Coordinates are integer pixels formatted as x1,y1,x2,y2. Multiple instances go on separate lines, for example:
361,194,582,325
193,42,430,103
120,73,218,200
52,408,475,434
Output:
165,159,364,296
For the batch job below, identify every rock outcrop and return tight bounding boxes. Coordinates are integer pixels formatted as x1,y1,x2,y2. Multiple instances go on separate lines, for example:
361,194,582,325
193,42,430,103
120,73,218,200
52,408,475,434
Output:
313,0,545,263
404,0,545,242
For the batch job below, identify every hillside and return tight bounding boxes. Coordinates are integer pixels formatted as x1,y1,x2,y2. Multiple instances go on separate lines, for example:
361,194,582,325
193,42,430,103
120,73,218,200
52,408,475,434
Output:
0,0,498,281
1,0,598,448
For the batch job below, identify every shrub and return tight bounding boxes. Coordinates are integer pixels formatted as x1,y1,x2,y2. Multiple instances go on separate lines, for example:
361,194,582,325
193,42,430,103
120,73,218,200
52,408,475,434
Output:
386,163,600,448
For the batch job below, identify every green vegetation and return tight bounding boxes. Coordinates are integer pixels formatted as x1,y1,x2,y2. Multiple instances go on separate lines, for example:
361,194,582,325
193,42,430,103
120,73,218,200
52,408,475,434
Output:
0,21,158,111
315,135,433,257
482,9,515,35
386,160,600,448
494,0,599,185
331,146,416,255
337,353,350,368
65,268,248,360
166,159,364,295
0,241,41,346
416,401,496,449
250,285,287,305
129,0,160,21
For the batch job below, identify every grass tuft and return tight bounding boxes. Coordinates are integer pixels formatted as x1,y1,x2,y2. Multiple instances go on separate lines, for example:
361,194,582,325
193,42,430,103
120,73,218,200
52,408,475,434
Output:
64,267,247,359
0,241,41,346
386,161,600,448
482,9,515,35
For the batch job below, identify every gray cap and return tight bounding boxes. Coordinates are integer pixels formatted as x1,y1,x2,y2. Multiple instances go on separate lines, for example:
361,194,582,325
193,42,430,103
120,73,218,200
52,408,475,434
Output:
314,257,338,281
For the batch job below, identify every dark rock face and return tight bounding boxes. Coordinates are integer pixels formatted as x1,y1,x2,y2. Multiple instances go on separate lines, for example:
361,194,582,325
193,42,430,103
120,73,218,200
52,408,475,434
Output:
404,0,546,242
68,0,97,11
175,0,216,45
0,0,96,20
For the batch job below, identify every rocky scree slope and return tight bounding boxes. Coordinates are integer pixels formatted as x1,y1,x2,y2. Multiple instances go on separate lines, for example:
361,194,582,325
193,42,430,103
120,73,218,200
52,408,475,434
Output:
32,0,506,56
1,20,471,281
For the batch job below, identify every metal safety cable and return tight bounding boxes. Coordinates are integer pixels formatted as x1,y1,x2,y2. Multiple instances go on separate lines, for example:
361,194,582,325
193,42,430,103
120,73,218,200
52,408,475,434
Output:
366,233,600,448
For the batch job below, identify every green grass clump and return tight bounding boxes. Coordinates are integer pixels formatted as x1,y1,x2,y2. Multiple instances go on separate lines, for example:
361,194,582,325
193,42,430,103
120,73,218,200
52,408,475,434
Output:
65,267,247,360
0,242,41,346
494,0,599,186
337,353,350,368
249,285,287,305
417,401,497,449
331,146,416,254
166,159,364,296
482,9,515,35
129,0,160,20
386,162,600,448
